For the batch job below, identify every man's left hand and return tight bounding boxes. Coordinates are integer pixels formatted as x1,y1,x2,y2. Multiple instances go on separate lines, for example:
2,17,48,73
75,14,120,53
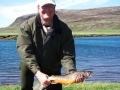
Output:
75,75,84,83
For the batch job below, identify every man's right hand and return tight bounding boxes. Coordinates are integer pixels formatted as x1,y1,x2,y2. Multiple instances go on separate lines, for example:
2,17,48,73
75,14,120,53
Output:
35,70,51,88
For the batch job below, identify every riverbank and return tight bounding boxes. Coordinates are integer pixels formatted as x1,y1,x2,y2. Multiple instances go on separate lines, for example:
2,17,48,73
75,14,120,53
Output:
0,82,120,90
0,33,18,40
0,33,120,40
0,29,120,40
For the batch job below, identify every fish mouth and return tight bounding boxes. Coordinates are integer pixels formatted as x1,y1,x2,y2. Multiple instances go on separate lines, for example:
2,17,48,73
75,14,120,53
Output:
88,71,93,78
84,71,93,79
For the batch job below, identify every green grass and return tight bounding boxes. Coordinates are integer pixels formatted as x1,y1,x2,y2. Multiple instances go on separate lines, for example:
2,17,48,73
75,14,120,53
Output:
0,26,19,33
62,82,120,90
0,84,21,90
0,33,18,36
0,29,120,40
0,82,120,90
72,29,120,37
0,33,18,40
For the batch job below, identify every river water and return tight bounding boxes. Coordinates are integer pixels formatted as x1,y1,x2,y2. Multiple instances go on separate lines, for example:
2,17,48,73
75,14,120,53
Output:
0,36,120,85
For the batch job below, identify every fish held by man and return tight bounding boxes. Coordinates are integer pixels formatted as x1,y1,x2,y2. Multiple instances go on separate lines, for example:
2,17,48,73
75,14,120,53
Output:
48,71,93,85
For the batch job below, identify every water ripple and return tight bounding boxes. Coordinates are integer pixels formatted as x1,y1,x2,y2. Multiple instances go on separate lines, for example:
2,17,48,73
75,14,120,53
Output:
0,37,120,84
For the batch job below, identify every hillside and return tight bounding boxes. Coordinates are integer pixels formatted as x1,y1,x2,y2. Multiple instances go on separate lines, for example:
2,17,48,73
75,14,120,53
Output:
0,6,120,33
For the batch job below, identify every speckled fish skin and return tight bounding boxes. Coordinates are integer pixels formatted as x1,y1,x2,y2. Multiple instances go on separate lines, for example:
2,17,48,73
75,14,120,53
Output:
33,71,93,90
48,71,93,85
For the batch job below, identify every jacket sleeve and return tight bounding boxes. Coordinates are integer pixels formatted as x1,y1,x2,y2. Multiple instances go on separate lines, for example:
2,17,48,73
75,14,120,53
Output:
16,21,40,74
60,24,76,74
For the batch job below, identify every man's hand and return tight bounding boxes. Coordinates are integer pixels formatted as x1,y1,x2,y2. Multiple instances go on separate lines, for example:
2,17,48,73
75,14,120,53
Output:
69,69,85,83
75,75,84,83
35,70,51,88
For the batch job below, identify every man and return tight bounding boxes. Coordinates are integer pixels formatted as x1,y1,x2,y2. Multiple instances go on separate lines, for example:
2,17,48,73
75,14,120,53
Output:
16,0,84,90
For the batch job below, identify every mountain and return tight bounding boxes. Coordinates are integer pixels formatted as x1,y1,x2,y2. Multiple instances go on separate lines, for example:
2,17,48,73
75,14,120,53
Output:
1,6,120,32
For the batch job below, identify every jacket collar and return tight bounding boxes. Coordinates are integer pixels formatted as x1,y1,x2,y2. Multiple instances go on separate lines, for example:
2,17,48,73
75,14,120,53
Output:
35,13,63,36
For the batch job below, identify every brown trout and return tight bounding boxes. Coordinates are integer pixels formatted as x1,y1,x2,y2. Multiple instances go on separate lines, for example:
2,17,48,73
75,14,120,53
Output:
48,71,93,85
33,71,93,90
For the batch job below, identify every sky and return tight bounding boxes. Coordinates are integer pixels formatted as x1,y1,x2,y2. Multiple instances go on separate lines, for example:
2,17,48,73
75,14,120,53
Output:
0,0,120,28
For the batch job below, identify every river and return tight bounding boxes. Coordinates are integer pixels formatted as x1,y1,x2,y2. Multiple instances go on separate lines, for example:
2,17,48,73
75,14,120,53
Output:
0,36,120,85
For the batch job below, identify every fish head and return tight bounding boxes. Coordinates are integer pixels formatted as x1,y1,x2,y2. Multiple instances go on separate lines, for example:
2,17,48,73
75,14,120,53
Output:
83,71,93,79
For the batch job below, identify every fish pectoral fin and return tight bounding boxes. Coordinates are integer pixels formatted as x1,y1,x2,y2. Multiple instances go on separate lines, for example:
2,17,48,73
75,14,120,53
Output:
64,84,71,87
51,80,57,84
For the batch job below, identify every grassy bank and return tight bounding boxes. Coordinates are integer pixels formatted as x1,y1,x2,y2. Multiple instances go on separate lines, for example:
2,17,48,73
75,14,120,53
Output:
72,29,120,37
0,82,120,90
62,82,120,90
0,33,18,40
0,29,120,40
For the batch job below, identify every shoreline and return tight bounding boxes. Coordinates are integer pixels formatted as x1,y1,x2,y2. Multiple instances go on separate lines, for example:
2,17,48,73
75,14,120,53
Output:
0,34,120,40
0,35,17,40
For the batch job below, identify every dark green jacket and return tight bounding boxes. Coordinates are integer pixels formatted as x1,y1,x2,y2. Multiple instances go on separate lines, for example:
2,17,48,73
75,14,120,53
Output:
16,14,76,75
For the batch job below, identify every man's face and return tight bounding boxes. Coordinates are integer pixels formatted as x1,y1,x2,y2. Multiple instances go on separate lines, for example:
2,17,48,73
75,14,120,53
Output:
38,4,55,20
